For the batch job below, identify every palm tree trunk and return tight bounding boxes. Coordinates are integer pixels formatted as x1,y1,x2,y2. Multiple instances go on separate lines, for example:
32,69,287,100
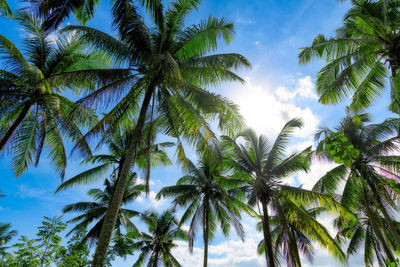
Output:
390,66,400,134
0,102,31,151
92,85,154,267
261,199,275,267
203,198,209,267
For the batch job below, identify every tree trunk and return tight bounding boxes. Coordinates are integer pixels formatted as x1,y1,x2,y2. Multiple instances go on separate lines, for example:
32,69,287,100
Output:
91,85,154,266
203,197,209,267
261,200,275,267
0,102,31,151
390,66,400,135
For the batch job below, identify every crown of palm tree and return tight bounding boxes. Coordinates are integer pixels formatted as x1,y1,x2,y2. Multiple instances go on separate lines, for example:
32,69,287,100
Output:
0,11,122,178
314,110,400,265
299,0,400,113
27,0,162,31
55,117,173,194
130,210,188,267
62,175,143,246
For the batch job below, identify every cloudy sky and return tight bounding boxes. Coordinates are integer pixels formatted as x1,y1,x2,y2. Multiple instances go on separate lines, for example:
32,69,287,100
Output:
0,0,394,266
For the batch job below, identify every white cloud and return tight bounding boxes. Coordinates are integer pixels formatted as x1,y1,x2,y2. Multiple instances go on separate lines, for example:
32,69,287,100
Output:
136,191,168,209
231,76,320,138
296,159,338,190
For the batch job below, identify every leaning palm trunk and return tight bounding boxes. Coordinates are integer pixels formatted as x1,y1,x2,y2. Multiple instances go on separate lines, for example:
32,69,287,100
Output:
0,103,31,151
261,199,275,267
92,86,154,266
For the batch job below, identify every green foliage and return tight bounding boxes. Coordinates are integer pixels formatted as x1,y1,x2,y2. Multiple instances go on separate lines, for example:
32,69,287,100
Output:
0,0,12,17
0,223,17,257
315,110,400,266
128,210,188,267
55,228,91,267
62,176,143,246
1,216,93,267
157,145,253,265
299,0,400,115
324,132,360,167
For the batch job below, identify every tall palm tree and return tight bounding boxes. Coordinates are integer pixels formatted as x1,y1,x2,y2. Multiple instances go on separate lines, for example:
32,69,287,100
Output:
62,1,249,264
222,118,350,267
313,110,400,265
299,0,400,115
130,210,187,267
62,175,143,246
157,149,252,267
0,223,17,257
0,11,120,177
0,0,12,17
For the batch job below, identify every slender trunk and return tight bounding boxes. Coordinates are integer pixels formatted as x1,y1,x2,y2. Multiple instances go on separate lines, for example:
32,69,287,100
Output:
390,66,400,135
261,199,275,267
273,199,300,267
0,103,31,151
92,85,155,267
203,197,209,267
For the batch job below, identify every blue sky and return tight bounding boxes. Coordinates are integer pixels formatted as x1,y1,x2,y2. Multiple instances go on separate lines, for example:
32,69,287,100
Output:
0,0,394,266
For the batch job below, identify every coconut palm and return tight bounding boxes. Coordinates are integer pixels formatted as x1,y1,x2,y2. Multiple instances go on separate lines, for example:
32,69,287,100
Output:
0,11,121,177
62,175,143,246
130,210,187,267
299,0,400,114
0,223,17,257
222,118,350,267
313,110,400,265
55,117,173,194
0,0,12,17
62,0,249,264
157,148,252,267
27,0,161,31
256,203,343,267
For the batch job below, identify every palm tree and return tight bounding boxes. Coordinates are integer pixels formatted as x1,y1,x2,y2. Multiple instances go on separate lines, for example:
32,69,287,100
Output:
0,223,17,257
0,0,12,17
130,210,187,267
299,0,400,115
157,149,252,267
62,175,143,246
61,1,249,264
256,204,342,267
222,118,350,267
0,11,120,177
55,118,173,194
27,0,161,31
313,110,400,265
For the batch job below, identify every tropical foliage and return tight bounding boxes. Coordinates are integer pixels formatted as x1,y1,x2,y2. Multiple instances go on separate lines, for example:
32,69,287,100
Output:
3,0,400,267
128,210,188,267
59,0,250,263
0,11,110,178
62,176,143,246
314,110,400,265
299,0,400,114
221,119,348,266
157,147,251,267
